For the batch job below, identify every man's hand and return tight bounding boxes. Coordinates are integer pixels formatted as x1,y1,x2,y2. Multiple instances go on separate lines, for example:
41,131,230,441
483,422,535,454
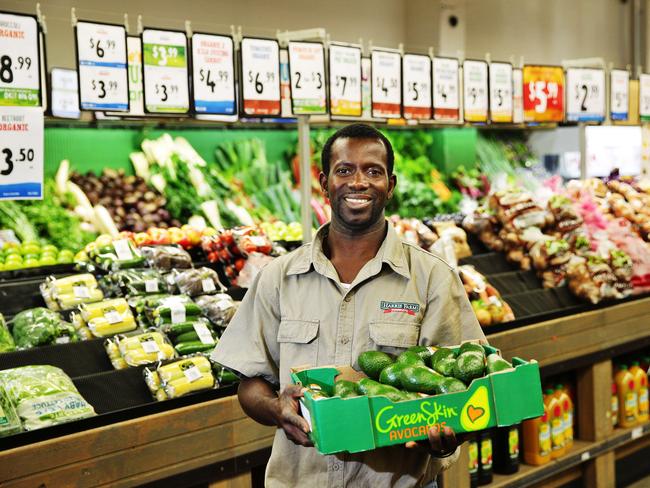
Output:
405,425,464,457
272,384,314,447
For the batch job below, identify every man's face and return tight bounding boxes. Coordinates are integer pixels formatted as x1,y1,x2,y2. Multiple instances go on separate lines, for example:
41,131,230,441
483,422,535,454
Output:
320,137,396,231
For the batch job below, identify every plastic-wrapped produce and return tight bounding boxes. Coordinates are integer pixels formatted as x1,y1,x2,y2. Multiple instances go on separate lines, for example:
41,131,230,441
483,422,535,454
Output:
140,245,193,270
105,331,177,368
0,384,22,437
0,365,95,431
11,308,78,349
144,355,216,401
78,298,138,337
87,238,145,271
458,265,515,327
160,317,218,355
0,313,16,353
171,267,225,297
41,273,104,311
195,294,238,328
149,295,202,326
106,268,169,296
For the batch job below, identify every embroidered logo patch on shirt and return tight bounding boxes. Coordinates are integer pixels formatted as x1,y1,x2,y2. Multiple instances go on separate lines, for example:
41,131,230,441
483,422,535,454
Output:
380,301,421,315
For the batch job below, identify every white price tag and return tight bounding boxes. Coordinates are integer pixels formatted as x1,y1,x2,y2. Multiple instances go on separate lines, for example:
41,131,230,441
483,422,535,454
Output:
0,13,40,107
191,33,235,115
299,401,313,432
170,301,186,324
490,62,513,123
433,57,460,121
371,50,401,119
193,321,215,345
104,308,122,324
240,37,281,116
463,60,488,122
512,68,524,123
610,69,629,121
580,451,591,462
288,41,326,115
632,426,644,439
144,279,159,293
140,337,160,354
51,68,80,119
329,44,362,117
183,365,203,382
55,336,71,344
201,278,216,293
142,29,190,114
566,68,605,122
0,106,43,199
73,285,90,299
641,74,650,121
402,54,432,120
75,21,129,111
113,239,132,260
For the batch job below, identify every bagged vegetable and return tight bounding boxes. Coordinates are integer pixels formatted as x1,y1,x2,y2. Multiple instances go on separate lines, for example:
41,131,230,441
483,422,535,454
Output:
11,308,78,349
160,317,218,356
105,331,176,368
79,298,138,338
149,295,201,326
0,313,16,353
144,355,216,401
0,365,95,431
171,267,225,297
195,294,238,328
0,384,22,437
87,237,145,271
104,268,169,297
141,245,193,270
41,273,104,311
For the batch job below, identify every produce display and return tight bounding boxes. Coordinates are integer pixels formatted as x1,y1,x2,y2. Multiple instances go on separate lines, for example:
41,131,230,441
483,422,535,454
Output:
0,315,15,353
41,273,104,311
10,308,78,349
83,236,145,271
0,241,75,271
75,298,139,338
100,268,169,297
160,317,218,356
141,245,193,270
171,267,225,297
0,365,95,432
459,265,514,327
194,294,238,329
144,355,216,401
105,331,177,370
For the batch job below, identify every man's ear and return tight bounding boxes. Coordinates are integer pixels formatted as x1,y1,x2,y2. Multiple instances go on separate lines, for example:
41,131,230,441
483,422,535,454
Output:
387,173,397,200
319,172,329,197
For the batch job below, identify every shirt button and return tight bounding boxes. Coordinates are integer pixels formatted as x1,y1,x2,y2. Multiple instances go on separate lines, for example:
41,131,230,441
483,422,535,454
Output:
333,464,340,471
344,295,352,302
340,336,350,345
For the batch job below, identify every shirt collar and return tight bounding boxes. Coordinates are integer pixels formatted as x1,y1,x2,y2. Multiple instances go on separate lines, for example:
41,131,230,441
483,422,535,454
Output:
286,220,410,280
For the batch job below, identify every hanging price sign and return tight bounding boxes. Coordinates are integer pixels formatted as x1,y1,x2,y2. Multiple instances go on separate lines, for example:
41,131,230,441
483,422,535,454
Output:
371,49,401,118
402,54,431,120
489,62,513,123
566,68,605,122
640,74,650,122
287,41,326,115
107,37,144,117
512,68,524,123
75,21,128,111
240,37,281,116
0,12,40,107
142,29,190,114
51,68,80,119
432,57,460,121
0,106,43,199
610,69,629,121
523,65,564,122
329,43,362,117
463,60,488,122
191,33,235,115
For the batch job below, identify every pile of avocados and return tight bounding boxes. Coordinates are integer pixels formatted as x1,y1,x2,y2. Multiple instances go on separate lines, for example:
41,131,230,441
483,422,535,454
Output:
321,343,513,402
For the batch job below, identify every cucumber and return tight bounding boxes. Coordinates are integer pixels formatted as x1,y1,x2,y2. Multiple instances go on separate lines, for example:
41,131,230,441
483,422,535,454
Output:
175,330,201,343
158,303,202,318
174,341,216,356
165,321,199,337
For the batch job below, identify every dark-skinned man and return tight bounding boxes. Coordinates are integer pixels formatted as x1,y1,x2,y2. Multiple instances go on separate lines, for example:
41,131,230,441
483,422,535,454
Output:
212,123,485,487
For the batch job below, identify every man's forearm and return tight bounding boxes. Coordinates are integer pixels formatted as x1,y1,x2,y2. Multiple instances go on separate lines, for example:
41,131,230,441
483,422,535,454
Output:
237,376,280,426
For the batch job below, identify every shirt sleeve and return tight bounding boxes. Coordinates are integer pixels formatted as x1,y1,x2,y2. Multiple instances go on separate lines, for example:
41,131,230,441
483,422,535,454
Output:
211,264,282,386
419,266,486,347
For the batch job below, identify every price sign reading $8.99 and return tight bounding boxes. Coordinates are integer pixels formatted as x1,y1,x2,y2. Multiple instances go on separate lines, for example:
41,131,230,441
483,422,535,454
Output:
191,33,235,115
240,37,281,116
523,65,564,122
0,12,40,107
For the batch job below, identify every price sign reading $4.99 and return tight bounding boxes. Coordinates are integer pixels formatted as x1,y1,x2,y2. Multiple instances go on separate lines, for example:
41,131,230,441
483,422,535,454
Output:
75,21,129,111
191,33,235,115
329,43,362,117
142,29,190,114
0,12,40,107
566,67,605,122
240,37,281,116
523,65,564,122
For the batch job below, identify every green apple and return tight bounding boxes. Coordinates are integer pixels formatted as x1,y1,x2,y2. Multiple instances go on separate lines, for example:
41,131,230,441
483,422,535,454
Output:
39,256,57,266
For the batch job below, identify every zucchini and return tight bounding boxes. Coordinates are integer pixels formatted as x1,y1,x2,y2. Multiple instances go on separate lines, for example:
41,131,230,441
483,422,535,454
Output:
174,341,215,356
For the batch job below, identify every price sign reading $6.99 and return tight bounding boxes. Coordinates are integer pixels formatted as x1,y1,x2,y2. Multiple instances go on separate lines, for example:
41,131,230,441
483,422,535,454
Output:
523,65,564,122
191,33,235,115
142,29,190,114
240,37,281,116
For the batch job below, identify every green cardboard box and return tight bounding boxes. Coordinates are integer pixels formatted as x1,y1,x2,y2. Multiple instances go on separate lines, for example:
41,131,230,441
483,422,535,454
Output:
291,345,544,455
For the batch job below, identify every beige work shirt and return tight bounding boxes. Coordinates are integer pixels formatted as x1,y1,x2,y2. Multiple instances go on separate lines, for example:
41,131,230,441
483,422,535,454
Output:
212,221,485,487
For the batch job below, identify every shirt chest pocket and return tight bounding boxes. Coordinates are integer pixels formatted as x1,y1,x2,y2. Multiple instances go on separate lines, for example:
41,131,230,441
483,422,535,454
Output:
368,320,420,357
277,319,320,378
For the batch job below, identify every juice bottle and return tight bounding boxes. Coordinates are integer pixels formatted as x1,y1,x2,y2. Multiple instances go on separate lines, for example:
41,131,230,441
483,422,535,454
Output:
611,382,619,429
554,384,574,450
522,405,552,465
545,388,566,459
493,425,520,474
468,434,479,488
615,364,638,427
477,430,493,485
630,361,649,423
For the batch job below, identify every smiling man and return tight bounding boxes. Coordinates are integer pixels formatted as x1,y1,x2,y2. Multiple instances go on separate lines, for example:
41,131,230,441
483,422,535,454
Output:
212,123,485,487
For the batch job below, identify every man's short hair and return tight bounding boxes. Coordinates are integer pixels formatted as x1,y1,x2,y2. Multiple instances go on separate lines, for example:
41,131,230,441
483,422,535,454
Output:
320,123,394,176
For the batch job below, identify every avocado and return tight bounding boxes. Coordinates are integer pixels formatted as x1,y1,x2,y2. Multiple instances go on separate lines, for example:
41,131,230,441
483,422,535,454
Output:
396,350,426,367
358,351,395,380
334,379,360,398
486,353,513,374
430,347,457,370
432,355,457,377
399,364,445,394
453,352,486,384
357,377,405,402
458,342,485,357
437,377,467,394
407,345,436,362
379,362,407,388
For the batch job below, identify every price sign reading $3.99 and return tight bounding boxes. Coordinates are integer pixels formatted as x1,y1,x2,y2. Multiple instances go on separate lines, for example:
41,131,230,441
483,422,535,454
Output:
523,65,564,122
240,37,281,116
191,33,235,115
